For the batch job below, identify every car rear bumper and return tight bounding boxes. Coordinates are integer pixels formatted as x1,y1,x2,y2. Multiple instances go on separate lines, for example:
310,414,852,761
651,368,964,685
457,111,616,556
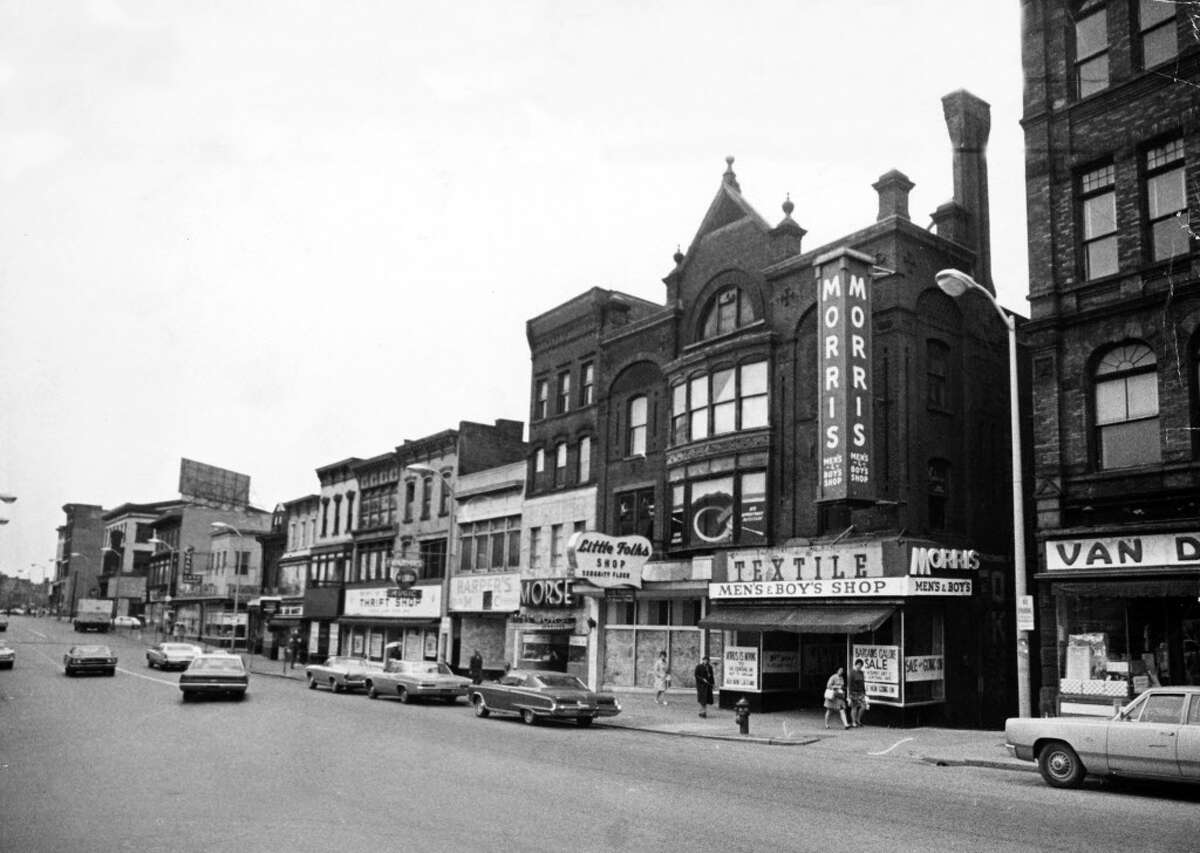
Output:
414,686,468,698
180,680,248,693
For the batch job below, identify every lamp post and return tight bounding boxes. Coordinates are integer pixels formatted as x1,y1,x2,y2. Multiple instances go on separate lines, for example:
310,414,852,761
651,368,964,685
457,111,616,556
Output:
404,463,455,662
148,537,178,639
935,268,1030,719
211,522,246,652
101,545,124,627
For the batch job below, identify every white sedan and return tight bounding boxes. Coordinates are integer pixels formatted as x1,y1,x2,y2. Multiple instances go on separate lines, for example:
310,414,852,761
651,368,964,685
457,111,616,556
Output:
1005,686,1200,787
113,616,143,628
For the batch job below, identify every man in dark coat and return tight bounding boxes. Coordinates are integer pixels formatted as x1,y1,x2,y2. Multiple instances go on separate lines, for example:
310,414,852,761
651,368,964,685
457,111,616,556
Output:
694,655,715,718
469,649,483,684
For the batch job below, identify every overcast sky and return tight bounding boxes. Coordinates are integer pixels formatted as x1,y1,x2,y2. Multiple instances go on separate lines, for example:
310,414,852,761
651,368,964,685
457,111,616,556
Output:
0,0,1025,583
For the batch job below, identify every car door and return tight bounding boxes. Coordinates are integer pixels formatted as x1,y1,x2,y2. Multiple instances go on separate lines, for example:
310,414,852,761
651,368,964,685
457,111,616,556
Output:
1107,691,1185,779
491,674,524,712
1179,694,1200,780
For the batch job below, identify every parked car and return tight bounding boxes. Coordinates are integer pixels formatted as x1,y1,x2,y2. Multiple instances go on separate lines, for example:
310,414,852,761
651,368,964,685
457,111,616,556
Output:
113,616,143,628
469,669,621,726
0,614,8,631
305,656,383,693
0,640,14,669
1005,686,1200,788
146,642,203,671
179,653,249,701
64,644,117,677
365,659,471,703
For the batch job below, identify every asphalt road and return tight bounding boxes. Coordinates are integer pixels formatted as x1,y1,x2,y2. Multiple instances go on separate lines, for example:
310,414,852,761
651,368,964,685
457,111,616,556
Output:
2,616,1198,853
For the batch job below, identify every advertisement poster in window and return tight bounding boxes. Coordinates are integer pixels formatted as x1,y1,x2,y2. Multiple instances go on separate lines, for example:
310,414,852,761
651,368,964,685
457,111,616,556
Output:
739,472,767,545
369,632,383,660
853,644,899,698
423,630,438,660
723,646,758,689
351,632,364,656
691,477,734,545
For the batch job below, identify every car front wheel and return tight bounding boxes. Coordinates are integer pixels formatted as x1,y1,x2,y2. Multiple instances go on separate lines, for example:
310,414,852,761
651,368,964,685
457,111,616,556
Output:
367,683,378,699
472,695,489,718
521,708,537,726
330,678,340,693
577,716,595,727
397,686,410,704
307,676,317,690
1038,741,1085,788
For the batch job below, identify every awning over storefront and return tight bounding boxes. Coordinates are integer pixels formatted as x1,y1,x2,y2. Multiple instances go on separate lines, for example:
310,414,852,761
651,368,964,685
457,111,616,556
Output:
699,604,896,634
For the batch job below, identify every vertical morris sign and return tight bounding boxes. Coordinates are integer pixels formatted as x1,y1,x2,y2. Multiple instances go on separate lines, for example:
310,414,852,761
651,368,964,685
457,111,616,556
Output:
815,248,875,502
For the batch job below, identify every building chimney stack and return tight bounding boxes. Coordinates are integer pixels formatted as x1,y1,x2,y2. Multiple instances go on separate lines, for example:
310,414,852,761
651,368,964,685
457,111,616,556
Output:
873,170,915,221
942,90,992,289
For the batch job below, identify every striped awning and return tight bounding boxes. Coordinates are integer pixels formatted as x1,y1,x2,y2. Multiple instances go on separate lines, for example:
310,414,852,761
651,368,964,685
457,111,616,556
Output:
699,605,896,634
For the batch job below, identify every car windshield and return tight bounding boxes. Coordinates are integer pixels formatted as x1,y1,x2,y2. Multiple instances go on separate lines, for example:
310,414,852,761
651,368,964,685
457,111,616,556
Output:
189,657,244,672
532,674,587,690
162,644,198,653
72,646,111,656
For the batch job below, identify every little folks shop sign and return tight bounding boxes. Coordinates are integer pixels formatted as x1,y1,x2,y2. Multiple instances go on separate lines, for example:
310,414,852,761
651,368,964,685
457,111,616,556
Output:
567,531,649,589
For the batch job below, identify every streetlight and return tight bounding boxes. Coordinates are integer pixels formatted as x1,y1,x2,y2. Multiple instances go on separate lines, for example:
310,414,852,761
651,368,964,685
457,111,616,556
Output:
211,522,246,652
935,268,1030,719
148,537,178,638
101,546,122,625
0,494,16,503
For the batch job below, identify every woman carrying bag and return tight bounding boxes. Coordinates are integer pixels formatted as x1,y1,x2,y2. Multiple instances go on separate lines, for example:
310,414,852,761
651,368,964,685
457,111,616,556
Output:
823,666,850,729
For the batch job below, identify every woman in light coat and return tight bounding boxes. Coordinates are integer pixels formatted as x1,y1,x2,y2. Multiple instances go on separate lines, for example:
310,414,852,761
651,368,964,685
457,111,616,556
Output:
824,666,850,729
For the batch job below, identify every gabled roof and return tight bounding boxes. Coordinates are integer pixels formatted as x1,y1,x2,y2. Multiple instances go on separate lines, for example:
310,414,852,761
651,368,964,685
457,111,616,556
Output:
686,157,771,252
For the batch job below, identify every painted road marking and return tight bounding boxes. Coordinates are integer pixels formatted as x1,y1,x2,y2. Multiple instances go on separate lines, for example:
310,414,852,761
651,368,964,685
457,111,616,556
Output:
870,736,915,756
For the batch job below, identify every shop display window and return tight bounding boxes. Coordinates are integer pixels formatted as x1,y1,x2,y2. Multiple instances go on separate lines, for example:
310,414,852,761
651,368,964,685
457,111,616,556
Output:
899,608,945,703
1058,596,1200,700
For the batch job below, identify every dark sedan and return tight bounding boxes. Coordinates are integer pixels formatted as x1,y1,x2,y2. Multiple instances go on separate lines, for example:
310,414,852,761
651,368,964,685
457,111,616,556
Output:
179,653,249,701
146,642,203,671
64,644,117,677
469,669,621,726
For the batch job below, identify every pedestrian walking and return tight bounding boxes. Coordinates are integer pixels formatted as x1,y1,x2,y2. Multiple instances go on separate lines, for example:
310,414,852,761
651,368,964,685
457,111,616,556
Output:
288,631,302,670
848,658,868,727
823,665,850,729
652,650,671,705
693,655,715,717
469,649,483,684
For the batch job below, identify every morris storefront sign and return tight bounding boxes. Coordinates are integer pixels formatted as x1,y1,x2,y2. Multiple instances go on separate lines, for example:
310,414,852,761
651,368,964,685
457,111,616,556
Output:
710,541,975,599
567,531,650,589
344,585,442,619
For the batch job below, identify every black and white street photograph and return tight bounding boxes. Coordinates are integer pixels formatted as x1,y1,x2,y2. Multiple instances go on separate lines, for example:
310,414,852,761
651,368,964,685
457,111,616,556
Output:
1,2,1199,851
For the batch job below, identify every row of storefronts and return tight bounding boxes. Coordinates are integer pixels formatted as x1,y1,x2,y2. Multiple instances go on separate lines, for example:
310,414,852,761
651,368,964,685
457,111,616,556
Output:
234,530,1001,725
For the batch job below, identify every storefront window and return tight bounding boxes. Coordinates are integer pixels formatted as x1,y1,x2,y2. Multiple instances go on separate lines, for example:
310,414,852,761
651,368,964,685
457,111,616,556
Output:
1063,595,1200,697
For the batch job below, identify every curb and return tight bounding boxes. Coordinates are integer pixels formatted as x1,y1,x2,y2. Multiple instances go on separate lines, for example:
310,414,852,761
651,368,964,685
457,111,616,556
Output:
920,756,1036,773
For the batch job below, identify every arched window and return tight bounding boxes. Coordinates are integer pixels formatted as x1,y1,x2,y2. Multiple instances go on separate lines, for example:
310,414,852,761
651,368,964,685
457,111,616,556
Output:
628,396,647,456
1095,343,1160,469
700,286,758,339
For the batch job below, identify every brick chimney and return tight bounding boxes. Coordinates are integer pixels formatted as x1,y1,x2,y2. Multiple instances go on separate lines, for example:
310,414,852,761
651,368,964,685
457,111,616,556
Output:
941,90,992,289
873,169,915,221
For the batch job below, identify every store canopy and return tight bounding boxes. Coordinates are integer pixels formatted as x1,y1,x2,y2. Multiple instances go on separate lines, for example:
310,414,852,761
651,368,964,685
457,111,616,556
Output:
699,605,896,634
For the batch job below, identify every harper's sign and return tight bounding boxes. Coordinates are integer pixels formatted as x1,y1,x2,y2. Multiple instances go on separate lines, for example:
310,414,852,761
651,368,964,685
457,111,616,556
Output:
1045,532,1200,571
816,247,875,503
449,572,519,612
567,531,650,589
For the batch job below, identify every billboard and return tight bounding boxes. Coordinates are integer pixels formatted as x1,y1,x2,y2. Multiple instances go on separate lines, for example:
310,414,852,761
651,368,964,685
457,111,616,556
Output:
815,248,875,503
178,458,251,507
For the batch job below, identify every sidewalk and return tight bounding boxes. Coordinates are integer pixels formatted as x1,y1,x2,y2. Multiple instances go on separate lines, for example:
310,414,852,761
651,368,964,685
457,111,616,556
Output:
601,689,1032,773
242,653,1030,774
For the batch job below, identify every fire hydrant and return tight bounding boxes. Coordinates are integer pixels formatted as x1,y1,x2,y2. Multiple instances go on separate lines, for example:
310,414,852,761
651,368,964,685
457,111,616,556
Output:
734,697,751,735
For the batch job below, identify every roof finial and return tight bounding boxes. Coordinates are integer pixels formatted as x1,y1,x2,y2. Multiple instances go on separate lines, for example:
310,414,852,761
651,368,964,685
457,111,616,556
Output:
673,244,684,265
782,193,794,217
723,155,740,191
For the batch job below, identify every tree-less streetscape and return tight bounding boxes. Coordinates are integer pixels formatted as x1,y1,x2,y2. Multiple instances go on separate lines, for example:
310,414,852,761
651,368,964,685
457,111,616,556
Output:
2,618,1197,853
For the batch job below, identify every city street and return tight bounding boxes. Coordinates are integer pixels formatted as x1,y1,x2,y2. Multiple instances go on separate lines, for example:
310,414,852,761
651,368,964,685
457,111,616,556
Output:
2,615,1198,853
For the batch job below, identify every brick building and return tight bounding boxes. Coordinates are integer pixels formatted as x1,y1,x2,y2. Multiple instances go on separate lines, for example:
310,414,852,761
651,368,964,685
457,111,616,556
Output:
531,91,1021,726
54,503,106,617
1021,1,1200,714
